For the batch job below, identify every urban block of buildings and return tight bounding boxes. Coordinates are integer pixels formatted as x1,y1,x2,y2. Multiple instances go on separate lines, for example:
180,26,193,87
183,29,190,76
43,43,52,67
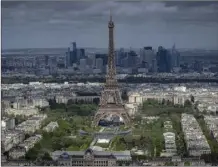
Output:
9,134,42,159
15,114,47,134
181,114,211,156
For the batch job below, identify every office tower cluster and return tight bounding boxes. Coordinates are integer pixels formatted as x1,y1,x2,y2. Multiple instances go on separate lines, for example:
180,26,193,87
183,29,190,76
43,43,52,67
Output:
156,46,172,73
66,42,86,67
154,45,180,73
114,44,180,74
1,42,183,76
65,42,180,74
139,46,157,72
65,42,108,74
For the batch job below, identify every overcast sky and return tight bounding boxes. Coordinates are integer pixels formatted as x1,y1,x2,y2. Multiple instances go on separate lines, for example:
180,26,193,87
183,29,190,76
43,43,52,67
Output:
1,1,218,49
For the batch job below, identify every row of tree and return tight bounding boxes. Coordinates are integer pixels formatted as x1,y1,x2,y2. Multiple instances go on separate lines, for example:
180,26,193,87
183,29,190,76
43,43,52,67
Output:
3,76,218,84
47,98,97,116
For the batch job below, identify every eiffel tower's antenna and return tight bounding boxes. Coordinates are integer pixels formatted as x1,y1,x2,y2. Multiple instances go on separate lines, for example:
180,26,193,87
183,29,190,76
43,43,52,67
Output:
110,8,112,21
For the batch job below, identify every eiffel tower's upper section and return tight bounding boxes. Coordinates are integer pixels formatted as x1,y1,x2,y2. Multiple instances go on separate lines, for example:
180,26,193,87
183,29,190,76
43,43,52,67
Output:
105,10,117,88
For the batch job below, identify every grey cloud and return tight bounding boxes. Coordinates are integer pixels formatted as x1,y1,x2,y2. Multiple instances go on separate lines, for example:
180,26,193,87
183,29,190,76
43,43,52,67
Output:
2,1,218,26
1,1,218,49
1,1,24,8
1,1,91,11
164,1,218,8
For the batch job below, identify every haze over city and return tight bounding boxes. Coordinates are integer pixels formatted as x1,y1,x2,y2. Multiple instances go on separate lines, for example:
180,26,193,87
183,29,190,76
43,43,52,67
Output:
2,1,218,50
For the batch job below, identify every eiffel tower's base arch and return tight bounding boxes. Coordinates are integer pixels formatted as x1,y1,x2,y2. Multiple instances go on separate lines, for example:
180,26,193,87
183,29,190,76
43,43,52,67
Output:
93,105,131,127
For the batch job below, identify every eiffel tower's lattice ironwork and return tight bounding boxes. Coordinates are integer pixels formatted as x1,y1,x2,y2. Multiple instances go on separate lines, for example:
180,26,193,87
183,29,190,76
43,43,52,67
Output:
93,12,131,126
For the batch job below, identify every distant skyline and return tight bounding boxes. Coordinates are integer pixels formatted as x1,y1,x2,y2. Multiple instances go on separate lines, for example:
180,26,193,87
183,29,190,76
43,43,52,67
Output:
1,1,218,50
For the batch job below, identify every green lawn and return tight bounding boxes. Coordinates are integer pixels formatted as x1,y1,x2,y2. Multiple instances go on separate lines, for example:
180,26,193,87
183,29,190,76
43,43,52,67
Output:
95,142,110,148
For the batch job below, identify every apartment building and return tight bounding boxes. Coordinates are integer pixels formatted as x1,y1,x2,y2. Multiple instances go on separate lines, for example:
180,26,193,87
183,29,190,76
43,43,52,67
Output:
181,114,211,156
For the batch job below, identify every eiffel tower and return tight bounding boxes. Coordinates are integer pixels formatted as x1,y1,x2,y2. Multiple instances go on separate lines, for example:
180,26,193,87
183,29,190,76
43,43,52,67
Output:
93,12,131,126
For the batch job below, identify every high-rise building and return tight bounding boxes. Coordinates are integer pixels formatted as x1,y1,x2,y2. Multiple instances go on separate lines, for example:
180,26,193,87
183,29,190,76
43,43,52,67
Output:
65,47,71,68
140,46,155,70
48,56,57,74
152,59,157,72
87,54,96,68
96,54,108,66
48,56,57,67
76,49,81,60
96,58,103,70
116,48,125,66
171,43,180,67
120,52,128,67
69,42,78,66
80,48,85,59
121,57,129,68
70,42,76,51
73,42,76,50
127,50,138,68
156,46,172,73
79,59,87,71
